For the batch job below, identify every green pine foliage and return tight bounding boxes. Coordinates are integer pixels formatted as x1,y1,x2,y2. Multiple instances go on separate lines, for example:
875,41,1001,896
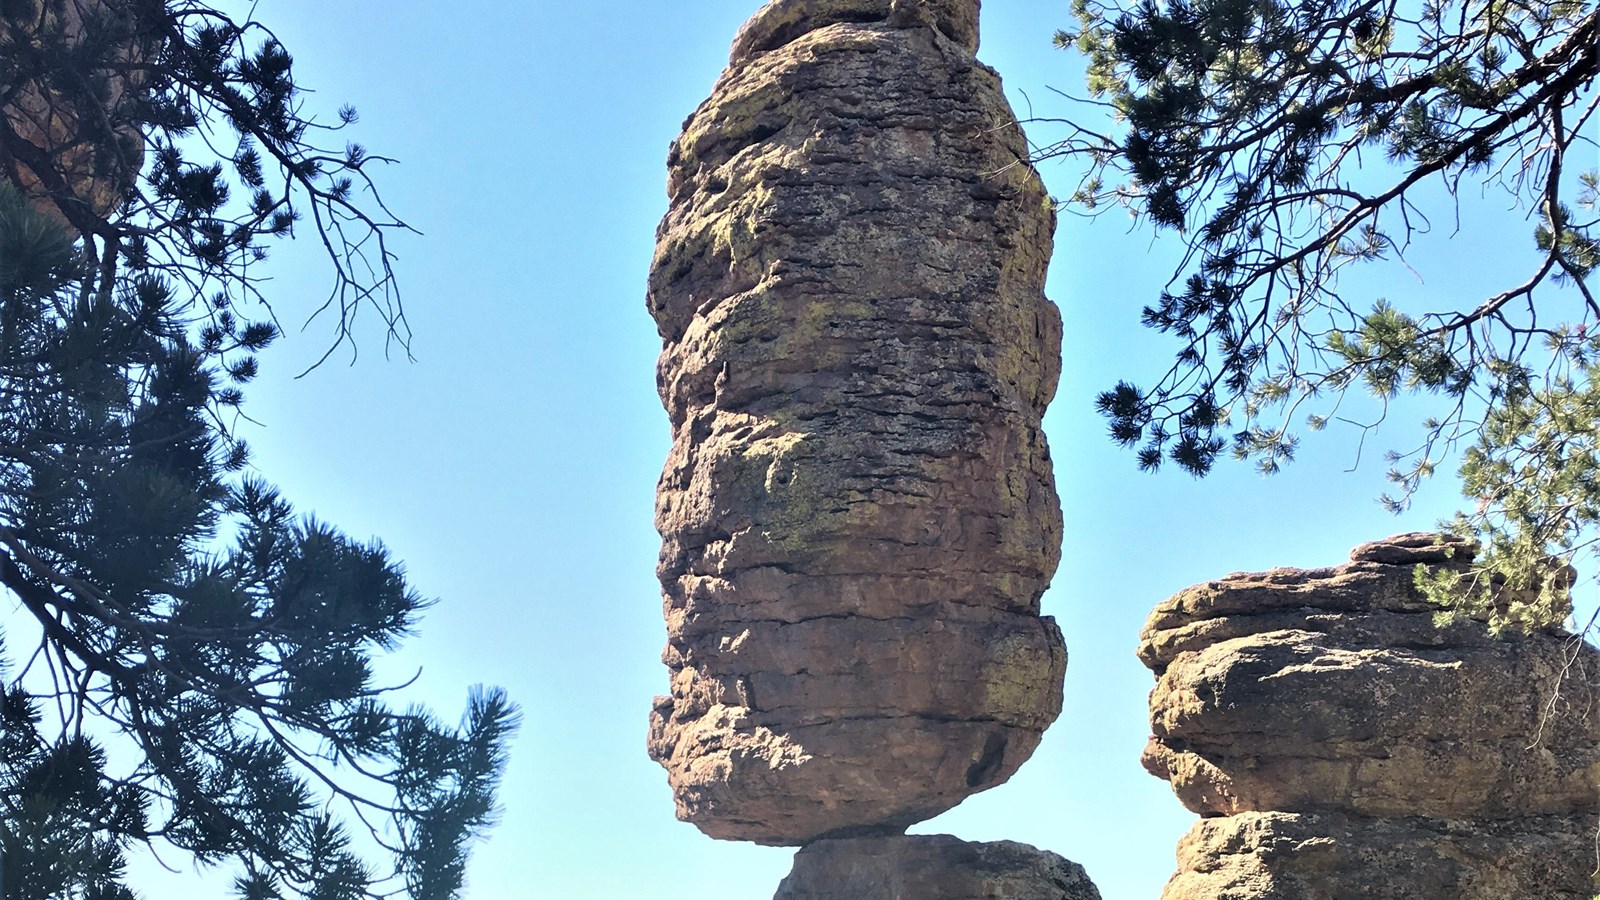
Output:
1049,0,1600,627
1418,330,1600,631
1,0,409,368
0,2,514,898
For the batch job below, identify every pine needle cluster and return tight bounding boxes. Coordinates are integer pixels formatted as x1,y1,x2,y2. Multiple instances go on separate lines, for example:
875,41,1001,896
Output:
1046,0,1600,627
0,2,515,897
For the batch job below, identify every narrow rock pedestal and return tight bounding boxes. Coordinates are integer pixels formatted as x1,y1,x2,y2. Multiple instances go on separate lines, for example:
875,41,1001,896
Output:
1140,533,1600,899
774,835,1102,900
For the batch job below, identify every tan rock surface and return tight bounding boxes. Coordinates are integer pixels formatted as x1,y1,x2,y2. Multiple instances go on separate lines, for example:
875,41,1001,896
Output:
773,834,1101,900
647,0,1066,845
1164,811,1598,900
1142,534,1600,898
1140,534,1599,819
1,0,156,228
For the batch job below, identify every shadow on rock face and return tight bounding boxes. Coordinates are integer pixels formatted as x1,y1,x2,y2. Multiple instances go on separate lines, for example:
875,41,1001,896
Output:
646,0,1068,849
1141,533,1600,899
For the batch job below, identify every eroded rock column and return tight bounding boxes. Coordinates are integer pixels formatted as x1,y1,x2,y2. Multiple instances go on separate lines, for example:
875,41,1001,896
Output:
1140,533,1600,899
647,0,1067,853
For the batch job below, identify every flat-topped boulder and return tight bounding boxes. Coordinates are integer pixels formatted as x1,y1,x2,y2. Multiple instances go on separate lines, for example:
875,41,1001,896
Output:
1139,533,1598,819
1141,534,1600,898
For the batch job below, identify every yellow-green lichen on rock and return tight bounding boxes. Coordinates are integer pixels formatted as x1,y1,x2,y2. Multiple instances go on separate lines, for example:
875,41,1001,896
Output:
646,0,1068,848
1141,533,1600,899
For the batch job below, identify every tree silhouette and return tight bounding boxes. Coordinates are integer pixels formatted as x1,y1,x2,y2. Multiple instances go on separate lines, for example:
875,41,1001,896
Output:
1044,0,1600,626
0,2,514,897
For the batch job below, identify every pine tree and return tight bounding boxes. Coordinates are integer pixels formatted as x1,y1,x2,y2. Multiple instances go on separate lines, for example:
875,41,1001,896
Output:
1046,0,1600,626
0,2,515,897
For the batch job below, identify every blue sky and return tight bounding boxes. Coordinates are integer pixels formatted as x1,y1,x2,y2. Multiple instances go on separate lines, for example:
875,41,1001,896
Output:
120,2,1593,897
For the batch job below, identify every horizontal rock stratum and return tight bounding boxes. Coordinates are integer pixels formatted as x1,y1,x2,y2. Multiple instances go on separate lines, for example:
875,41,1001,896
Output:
646,0,1066,846
1141,533,1600,898
1164,810,1598,899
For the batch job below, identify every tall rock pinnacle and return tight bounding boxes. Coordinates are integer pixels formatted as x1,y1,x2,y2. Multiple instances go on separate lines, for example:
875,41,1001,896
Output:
646,0,1067,846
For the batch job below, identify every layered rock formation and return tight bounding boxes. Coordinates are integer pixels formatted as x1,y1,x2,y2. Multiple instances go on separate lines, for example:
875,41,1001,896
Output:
1164,811,1597,899
1141,533,1600,898
774,834,1101,900
646,0,1067,848
1,0,155,228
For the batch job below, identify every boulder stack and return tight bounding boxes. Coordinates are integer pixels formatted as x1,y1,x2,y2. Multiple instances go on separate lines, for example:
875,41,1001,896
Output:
1140,533,1600,898
646,0,1067,849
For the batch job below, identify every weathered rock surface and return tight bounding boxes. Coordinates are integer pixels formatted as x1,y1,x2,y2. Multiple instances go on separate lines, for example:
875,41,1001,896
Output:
1,0,155,228
773,834,1101,900
647,0,1065,845
1164,811,1598,900
1142,533,1600,898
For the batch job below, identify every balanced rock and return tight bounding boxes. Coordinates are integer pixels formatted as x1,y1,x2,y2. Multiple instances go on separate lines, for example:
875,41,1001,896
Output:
1141,533,1600,897
647,0,1066,845
773,835,1101,900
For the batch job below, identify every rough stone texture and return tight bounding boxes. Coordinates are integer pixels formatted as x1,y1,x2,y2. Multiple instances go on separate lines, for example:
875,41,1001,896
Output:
728,0,981,63
773,835,1101,900
1164,811,1598,900
1,0,155,227
1142,533,1600,898
646,0,1066,846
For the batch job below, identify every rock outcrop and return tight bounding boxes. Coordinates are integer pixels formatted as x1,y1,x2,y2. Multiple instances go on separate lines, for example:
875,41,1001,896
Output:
646,0,1066,847
1,0,155,228
1141,533,1600,898
1163,811,1597,900
773,834,1102,900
